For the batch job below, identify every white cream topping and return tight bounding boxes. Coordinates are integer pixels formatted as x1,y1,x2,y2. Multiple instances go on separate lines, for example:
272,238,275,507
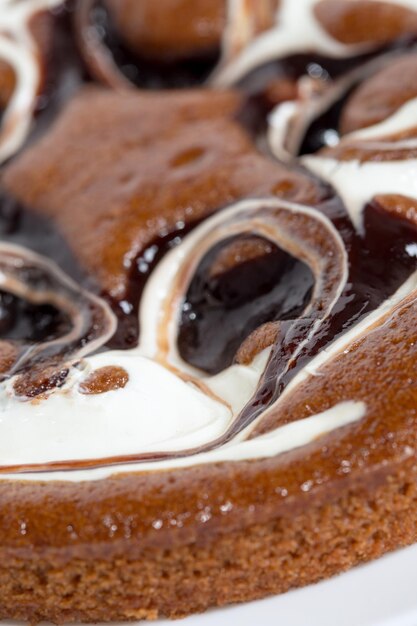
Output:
213,0,360,86
304,157,417,231
347,96,417,145
298,72,417,231
267,75,346,162
212,0,417,87
0,349,273,469
0,400,365,482
0,0,63,165
301,91,417,231
2,252,413,481
268,101,300,161
0,353,232,465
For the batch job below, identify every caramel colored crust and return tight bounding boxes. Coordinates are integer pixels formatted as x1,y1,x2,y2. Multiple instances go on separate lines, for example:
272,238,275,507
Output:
1,288,417,620
340,54,417,135
105,0,226,61
2,88,325,301
235,321,279,364
314,0,417,45
1,459,416,623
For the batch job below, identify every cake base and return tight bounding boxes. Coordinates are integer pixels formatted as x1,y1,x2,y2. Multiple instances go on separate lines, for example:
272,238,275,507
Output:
1,457,415,624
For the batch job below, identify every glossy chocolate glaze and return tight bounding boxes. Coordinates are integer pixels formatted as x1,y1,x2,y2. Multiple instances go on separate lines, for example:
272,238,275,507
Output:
178,236,314,374
0,195,116,396
0,193,85,283
298,88,353,155
0,291,70,344
2,184,416,472
238,199,417,428
107,224,196,349
237,35,417,91
3,9,417,626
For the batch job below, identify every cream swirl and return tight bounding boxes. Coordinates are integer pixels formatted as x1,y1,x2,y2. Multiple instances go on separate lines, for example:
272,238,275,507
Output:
1,188,417,480
214,0,417,85
0,198,358,477
0,0,63,165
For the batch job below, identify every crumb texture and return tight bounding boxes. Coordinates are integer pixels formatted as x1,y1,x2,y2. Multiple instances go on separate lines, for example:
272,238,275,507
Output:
0,465,416,623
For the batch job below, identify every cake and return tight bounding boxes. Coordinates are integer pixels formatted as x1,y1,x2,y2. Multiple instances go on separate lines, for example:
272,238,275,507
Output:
1,0,417,623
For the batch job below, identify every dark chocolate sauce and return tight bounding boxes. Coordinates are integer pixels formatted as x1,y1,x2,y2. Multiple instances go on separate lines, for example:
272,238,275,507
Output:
169,190,417,441
107,223,195,349
0,191,195,354
0,193,86,283
298,89,351,156
0,291,71,343
234,198,417,432
298,44,417,155
178,236,314,374
0,194,115,395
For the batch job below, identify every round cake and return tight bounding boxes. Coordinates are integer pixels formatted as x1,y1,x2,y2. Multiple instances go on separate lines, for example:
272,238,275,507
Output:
2,0,417,622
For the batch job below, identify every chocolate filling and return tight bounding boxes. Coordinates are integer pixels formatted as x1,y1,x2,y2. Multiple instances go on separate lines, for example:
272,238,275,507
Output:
178,235,314,374
0,291,71,344
0,193,86,283
237,199,417,429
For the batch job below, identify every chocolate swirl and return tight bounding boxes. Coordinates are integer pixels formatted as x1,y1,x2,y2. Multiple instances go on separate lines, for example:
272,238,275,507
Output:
0,0,62,164
2,0,417,477
0,243,116,396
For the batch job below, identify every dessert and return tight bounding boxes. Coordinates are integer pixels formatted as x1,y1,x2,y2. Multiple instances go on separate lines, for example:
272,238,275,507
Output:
2,0,417,623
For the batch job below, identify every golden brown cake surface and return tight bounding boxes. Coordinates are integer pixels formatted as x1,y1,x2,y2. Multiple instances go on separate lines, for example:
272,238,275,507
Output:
2,88,325,301
340,54,417,134
314,0,417,45
105,0,226,61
